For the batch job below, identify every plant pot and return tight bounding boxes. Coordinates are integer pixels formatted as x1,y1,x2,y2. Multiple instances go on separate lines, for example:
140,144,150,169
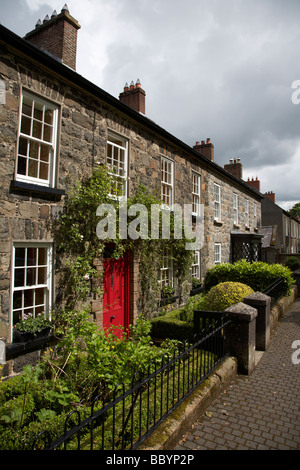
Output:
13,330,35,343
13,327,51,343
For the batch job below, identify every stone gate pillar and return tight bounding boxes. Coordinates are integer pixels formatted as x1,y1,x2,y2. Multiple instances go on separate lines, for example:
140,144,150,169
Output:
244,292,271,351
225,302,257,375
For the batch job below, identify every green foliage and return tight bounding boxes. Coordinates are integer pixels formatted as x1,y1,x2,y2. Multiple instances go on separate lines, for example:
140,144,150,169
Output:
285,256,300,271
201,282,254,312
0,312,184,449
288,202,300,218
151,310,194,342
204,260,295,295
52,168,194,313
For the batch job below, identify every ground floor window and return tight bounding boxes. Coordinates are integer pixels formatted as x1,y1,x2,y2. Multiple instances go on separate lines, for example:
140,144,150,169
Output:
191,250,201,279
214,243,221,265
11,243,53,327
159,248,174,288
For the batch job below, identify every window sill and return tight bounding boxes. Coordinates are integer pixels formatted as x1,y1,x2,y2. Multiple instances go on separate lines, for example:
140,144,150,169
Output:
10,180,65,200
6,331,57,360
214,219,223,226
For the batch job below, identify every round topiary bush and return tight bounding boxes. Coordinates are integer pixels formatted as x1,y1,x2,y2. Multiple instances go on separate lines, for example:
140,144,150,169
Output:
202,281,254,311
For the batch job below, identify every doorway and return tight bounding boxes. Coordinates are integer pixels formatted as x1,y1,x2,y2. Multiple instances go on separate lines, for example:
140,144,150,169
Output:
102,247,130,337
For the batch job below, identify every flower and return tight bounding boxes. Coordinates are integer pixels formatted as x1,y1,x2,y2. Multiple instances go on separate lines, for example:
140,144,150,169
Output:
83,274,90,280
14,313,52,336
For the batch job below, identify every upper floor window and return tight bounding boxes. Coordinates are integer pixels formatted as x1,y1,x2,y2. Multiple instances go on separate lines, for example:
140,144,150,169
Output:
233,193,238,225
12,243,53,333
106,134,128,198
192,172,201,216
161,157,174,208
213,183,221,221
16,91,58,187
245,199,249,227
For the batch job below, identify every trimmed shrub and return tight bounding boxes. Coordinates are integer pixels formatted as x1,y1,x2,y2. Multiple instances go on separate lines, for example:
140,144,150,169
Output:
204,260,295,295
202,281,254,312
285,256,300,272
150,310,194,342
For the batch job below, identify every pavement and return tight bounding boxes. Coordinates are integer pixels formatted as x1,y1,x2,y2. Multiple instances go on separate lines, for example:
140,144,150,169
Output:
174,297,300,451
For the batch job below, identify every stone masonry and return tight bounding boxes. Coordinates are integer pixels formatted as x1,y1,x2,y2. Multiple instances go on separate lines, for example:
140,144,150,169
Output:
0,13,262,350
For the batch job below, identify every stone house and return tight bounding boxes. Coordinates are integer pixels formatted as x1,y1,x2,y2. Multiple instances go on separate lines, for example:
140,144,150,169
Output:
261,193,300,261
0,6,262,367
246,178,300,261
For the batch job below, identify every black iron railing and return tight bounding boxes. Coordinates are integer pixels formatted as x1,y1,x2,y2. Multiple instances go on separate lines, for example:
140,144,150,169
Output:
32,315,230,451
263,277,286,307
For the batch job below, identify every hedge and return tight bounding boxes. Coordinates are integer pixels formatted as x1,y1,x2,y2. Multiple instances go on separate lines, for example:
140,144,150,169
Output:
204,260,295,295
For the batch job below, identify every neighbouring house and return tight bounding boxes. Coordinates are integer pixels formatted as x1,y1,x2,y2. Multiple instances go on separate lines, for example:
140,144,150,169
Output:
0,5,263,373
246,177,300,261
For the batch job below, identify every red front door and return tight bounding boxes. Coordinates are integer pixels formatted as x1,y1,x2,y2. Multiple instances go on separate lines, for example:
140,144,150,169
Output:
103,251,129,337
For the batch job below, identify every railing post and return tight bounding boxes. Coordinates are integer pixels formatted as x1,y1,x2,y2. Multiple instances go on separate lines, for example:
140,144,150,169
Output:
225,302,257,375
244,292,271,351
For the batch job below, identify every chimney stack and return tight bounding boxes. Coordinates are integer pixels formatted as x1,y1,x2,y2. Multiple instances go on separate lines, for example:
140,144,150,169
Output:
247,177,261,191
264,191,275,203
119,79,146,114
24,4,81,70
224,158,243,179
193,138,214,162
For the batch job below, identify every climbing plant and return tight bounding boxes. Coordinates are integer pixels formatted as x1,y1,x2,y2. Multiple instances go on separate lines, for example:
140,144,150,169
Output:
52,165,194,315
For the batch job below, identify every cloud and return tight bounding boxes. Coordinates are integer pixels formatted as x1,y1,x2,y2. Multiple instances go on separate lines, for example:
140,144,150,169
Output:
2,0,300,210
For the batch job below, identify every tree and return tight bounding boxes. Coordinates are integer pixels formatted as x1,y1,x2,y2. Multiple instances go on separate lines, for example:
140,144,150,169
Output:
288,202,300,218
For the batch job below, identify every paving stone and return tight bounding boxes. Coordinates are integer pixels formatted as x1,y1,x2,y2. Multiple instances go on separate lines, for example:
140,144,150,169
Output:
174,298,300,451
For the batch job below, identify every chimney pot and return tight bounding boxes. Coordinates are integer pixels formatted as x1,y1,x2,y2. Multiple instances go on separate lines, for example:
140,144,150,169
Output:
193,138,214,162
24,7,81,70
119,79,146,114
35,19,42,28
224,157,243,179
62,3,69,12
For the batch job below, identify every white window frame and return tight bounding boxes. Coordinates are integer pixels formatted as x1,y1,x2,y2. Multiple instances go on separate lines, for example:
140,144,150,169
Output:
159,248,174,287
214,243,221,265
233,193,238,225
192,172,201,216
106,133,128,199
191,250,201,279
16,90,58,187
245,199,249,227
253,203,257,228
11,242,53,340
161,156,174,209
213,183,221,221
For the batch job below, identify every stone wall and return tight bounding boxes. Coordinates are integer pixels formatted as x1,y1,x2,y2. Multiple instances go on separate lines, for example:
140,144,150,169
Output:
0,41,262,343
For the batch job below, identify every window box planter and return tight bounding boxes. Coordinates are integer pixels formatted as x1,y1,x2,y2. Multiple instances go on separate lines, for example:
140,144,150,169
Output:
190,285,204,297
159,295,179,307
13,327,52,343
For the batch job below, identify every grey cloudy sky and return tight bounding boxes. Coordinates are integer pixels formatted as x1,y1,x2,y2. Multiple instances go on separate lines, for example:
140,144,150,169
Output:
1,0,300,210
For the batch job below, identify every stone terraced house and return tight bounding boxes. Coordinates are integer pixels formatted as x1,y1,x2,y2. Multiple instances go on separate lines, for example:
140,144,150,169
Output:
0,5,263,371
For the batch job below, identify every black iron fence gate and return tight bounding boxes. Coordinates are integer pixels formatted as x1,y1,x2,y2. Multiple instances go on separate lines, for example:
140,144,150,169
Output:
32,314,231,451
